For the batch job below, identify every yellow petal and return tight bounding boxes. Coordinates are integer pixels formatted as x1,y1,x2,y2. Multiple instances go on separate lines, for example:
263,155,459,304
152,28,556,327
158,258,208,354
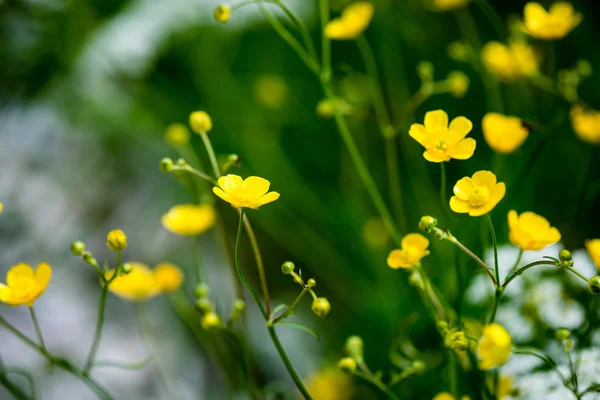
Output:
257,191,280,207
408,124,429,147
449,196,471,213
218,174,243,193
453,177,474,200
244,176,271,198
6,264,34,287
423,149,448,163
449,116,473,139
0,284,13,304
34,263,52,292
402,233,429,253
507,210,519,229
469,183,505,217
524,2,548,22
324,20,347,39
213,187,232,203
424,110,448,130
153,263,184,292
450,138,476,160
549,2,574,17
546,227,561,244
472,170,497,189
387,249,405,269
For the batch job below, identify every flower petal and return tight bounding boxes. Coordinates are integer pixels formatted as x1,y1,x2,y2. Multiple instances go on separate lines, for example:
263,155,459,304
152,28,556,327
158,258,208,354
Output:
35,263,52,292
550,2,574,18
0,284,13,304
507,210,519,229
450,138,476,160
244,176,271,198
213,187,231,203
472,170,497,189
257,191,280,207
453,177,474,200
402,233,429,253
524,2,548,22
218,175,243,193
7,264,34,288
424,110,448,130
449,196,471,213
423,149,448,163
488,182,506,207
408,124,429,147
449,116,473,139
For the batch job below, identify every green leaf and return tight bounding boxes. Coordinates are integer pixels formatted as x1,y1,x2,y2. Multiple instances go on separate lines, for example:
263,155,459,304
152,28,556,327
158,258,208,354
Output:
271,303,288,319
277,321,320,341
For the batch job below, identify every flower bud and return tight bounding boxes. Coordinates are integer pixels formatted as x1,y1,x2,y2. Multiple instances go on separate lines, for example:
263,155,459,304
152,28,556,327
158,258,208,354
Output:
564,339,574,352
189,111,212,134
418,216,438,232
447,71,469,98
214,4,230,23
70,241,85,256
164,123,191,147
448,331,468,352
588,276,600,294
559,249,572,263
312,297,331,318
195,298,214,313
82,251,97,267
417,61,434,82
447,41,468,62
159,158,174,173
344,335,364,358
411,360,426,374
576,59,592,77
337,357,357,373
121,263,132,274
307,278,316,288
176,158,188,167
233,299,246,313
107,229,127,252
194,283,210,298
437,321,449,332
555,328,571,341
201,312,222,330
281,261,295,275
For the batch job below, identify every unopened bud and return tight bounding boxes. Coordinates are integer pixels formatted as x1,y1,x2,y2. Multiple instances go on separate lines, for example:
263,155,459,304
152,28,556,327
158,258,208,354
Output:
281,261,295,275
201,312,222,330
448,331,468,352
176,158,188,167
559,249,572,263
337,357,357,373
70,241,85,256
164,123,191,147
311,297,331,318
121,263,132,274
214,4,230,24
417,61,434,82
555,328,571,341
106,229,127,252
189,111,212,133
195,283,210,298
195,298,214,313
233,299,246,313
159,157,173,173
411,360,426,374
344,336,364,358
418,216,438,232
588,276,600,294
307,278,316,288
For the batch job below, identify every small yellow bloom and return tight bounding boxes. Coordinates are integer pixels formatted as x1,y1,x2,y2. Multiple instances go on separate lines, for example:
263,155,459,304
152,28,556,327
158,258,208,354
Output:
189,111,212,133
433,0,469,11
306,368,354,400
450,171,506,217
481,41,539,81
387,233,430,269
585,239,600,269
523,2,582,40
107,229,127,252
214,4,230,23
106,262,183,301
153,263,184,292
570,105,600,144
164,123,191,147
478,323,512,370
213,174,280,209
0,263,52,307
508,210,561,251
409,110,476,163
324,2,374,40
162,204,216,236
482,113,530,154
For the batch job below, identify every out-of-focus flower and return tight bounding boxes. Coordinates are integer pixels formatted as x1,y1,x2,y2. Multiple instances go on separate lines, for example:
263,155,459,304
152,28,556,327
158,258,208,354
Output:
0,263,52,307
481,41,539,81
482,113,530,153
522,2,582,40
164,123,191,147
214,4,230,23
387,233,430,269
570,105,600,144
189,111,213,133
362,216,390,248
433,0,469,11
153,263,184,292
0,203,3,213
585,239,600,269
409,110,476,163
432,393,455,400
450,171,506,217
324,2,374,40
447,41,468,62
447,71,470,97
305,368,354,400
478,323,512,370
254,74,288,109
508,210,561,251
106,262,183,301
201,312,222,330
497,376,514,399
161,204,216,236
213,175,280,209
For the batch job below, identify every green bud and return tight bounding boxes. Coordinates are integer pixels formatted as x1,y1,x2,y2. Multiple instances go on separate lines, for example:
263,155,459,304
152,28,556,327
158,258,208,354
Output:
411,360,426,374
555,328,571,341
576,59,592,77
281,261,295,275
233,299,246,312
121,263,132,274
311,297,331,318
344,335,364,358
337,357,357,373
559,249,572,263
195,298,214,313
307,278,316,288
418,216,438,232
417,61,434,82
70,241,85,256
437,321,449,332
201,312,222,330
159,157,173,173
194,283,210,298
176,158,187,167
448,331,468,352
588,276,600,294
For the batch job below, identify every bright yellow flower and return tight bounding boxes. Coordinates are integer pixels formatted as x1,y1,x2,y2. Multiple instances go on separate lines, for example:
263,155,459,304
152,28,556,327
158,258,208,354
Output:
478,323,512,370
450,171,506,217
161,204,216,236
387,233,430,269
0,263,52,307
305,368,354,400
570,105,600,144
153,263,184,292
433,0,469,11
324,2,374,40
585,239,600,269
164,123,191,147
213,175,280,209
508,210,561,251
481,41,539,81
482,113,530,154
106,262,183,301
409,110,476,163
523,2,582,40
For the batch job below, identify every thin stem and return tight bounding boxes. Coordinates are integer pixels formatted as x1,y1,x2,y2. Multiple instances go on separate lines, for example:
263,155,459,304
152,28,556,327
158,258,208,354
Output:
473,0,506,40
486,214,500,286
514,349,569,388
0,373,30,400
501,261,556,289
28,307,46,354
83,284,110,374
384,138,405,231
393,87,430,134
563,265,590,284
446,234,496,286
489,289,501,323
512,249,523,270
181,166,218,185
92,358,152,370
354,364,401,400
273,0,318,61
271,289,308,324
440,162,447,209
319,0,331,79
190,236,203,284
199,131,222,178
1,369,35,400
566,350,579,395
449,351,458,398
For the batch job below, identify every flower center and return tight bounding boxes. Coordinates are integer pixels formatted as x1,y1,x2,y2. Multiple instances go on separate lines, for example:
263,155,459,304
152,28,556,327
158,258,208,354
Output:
468,186,490,207
436,140,447,150
402,246,419,264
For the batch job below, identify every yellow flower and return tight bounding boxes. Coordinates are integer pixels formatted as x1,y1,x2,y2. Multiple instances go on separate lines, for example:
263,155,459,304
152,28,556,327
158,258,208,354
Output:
161,204,216,236
0,203,3,213
585,239,600,269
214,4,230,23
570,105,600,144
481,41,539,81
433,0,469,11
0,263,52,307
164,123,191,147
107,229,127,251
387,233,430,269
497,375,514,399
213,174,280,209
450,171,506,217
153,263,184,292
409,110,476,163
106,262,183,301
508,210,561,251
482,113,530,154
189,111,212,133
305,368,354,400
432,393,455,400
324,2,374,40
523,2,582,40
478,323,512,370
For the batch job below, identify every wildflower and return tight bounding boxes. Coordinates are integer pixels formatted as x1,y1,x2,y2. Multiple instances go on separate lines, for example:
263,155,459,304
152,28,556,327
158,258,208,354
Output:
478,323,512,370
0,263,52,307
522,2,582,40
387,233,430,269
105,263,161,301
106,229,127,252
507,210,561,251
409,110,476,163
189,111,212,133
213,174,280,209
585,239,600,269
164,123,191,147
570,105,600,144
433,0,469,11
337,357,357,373
161,204,216,236
306,368,354,400
312,297,331,318
482,113,530,153
153,263,184,292
201,312,222,330
214,4,230,23
449,171,506,217
324,2,374,40
254,74,288,109
481,41,539,81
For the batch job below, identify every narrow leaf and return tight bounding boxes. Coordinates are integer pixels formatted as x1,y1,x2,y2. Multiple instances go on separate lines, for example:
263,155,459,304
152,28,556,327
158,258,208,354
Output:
277,321,320,341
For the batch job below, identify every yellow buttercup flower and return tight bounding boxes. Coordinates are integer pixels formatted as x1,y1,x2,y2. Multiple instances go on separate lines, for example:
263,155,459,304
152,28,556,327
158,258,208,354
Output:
570,105,600,144
522,2,582,40
482,113,530,154
450,171,506,217
213,174,280,209
161,204,216,236
164,123,191,147
585,239,600,269
478,323,512,370
433,0,469,11
409,110,476,163
153,263,184,292
324,2,374,40
508,210,561,251
306,368,354,400
0,263,52,307
481,41,539,81
387,233,430,269
106,262,183,301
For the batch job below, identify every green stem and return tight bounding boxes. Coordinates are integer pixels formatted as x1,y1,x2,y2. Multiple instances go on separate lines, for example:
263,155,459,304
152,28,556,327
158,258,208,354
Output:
563,265,590,284
83,284,110,374
319,0,331,80
486,214,500,286
271,289,308,324
273,0,318,61
489,289,502,323
501,261,558,290
199,131,222,178
181,165,218,185
446,234,496,286
190,236,203,284
241,211,272,317
512,249,523,270
267,326,312,399
28,307,46,354
354,365,401,400
393,87,430,134
384,138,405,231
449,351,458,398
514,349,568,387
0,373,30,400
473,0,506,40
